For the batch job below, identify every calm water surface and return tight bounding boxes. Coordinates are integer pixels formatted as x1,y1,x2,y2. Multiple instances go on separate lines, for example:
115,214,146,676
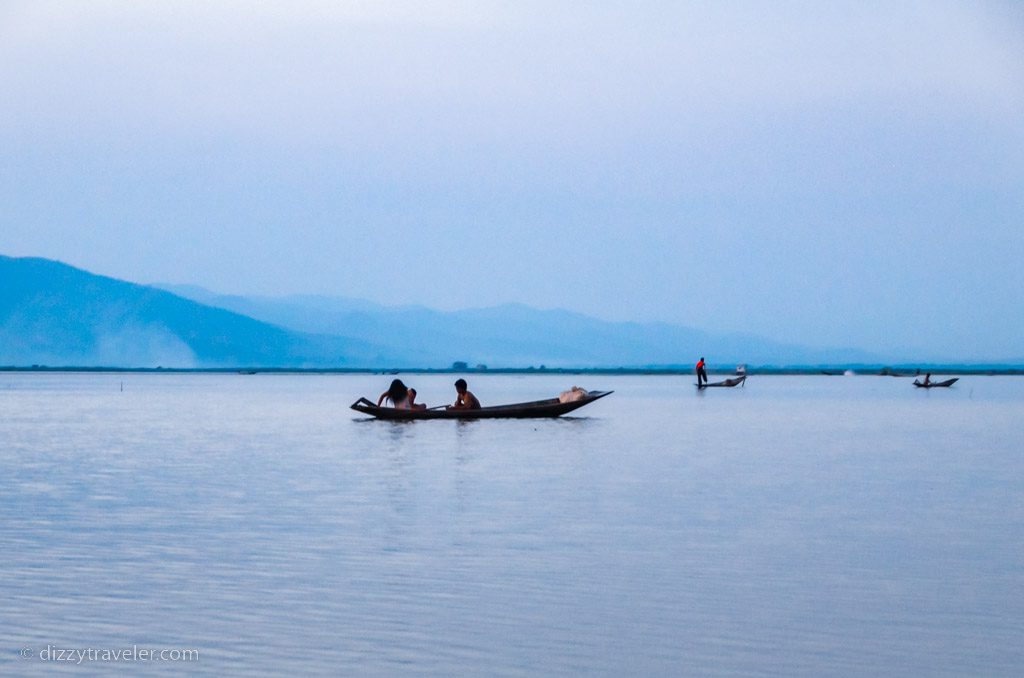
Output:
1,373,1022,676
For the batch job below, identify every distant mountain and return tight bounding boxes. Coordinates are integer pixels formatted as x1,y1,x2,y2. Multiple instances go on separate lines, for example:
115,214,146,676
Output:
0,256,388,368
0,254,884,369
155,284,881,367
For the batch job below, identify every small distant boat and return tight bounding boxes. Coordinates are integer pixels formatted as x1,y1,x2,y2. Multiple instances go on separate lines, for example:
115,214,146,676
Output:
350,390,613,419
697,375,746,388
913,378,958,388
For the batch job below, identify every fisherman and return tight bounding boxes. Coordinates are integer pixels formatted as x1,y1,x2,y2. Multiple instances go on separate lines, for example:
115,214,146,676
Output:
448,378,481,410
696,356,708,388
923,373,931,386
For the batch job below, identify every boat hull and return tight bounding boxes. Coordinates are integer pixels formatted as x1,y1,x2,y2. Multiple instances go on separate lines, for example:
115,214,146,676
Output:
351,391,613,420
697,376,746,388
913,378,958,388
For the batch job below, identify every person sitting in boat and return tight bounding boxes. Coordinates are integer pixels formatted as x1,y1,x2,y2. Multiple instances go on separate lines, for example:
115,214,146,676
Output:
696,357,708,387
923,373,931,386
377,378,411,409
448,378,481,410
407,388,427,410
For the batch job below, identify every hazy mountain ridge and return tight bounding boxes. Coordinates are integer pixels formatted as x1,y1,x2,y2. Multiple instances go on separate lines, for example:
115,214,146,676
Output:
0,256,387,368
155,284,882,367
1,254,886,368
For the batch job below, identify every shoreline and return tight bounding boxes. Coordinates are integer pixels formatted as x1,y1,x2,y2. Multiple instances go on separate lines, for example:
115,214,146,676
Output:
2,365,1022,376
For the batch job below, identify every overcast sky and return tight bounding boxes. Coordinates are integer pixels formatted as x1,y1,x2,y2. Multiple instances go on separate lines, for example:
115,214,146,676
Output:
1,1,1022,360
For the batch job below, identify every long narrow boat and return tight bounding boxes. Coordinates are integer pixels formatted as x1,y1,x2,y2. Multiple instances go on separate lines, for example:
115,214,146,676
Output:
697,375,746,388
913,378,958,388
351,390,613,420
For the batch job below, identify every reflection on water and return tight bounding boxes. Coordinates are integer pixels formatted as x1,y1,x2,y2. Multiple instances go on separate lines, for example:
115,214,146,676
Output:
1,373,1022,676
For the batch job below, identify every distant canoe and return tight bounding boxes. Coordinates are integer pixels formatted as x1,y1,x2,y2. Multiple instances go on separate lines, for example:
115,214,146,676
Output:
913,378,958,388
697,375,746,388
350,390,613,420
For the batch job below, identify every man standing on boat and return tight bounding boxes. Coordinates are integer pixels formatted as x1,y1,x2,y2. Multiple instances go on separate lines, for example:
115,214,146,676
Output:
696,356,708,388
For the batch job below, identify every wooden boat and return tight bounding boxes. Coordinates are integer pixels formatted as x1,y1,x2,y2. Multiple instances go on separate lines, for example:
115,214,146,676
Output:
697,375,746,388
913,378,958,388
350,390,613,420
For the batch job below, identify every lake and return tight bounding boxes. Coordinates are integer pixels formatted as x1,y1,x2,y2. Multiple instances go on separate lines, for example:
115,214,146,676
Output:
2,373,1022,676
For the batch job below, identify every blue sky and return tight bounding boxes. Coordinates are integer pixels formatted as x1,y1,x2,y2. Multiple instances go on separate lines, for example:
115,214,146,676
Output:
1,1,1022,360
